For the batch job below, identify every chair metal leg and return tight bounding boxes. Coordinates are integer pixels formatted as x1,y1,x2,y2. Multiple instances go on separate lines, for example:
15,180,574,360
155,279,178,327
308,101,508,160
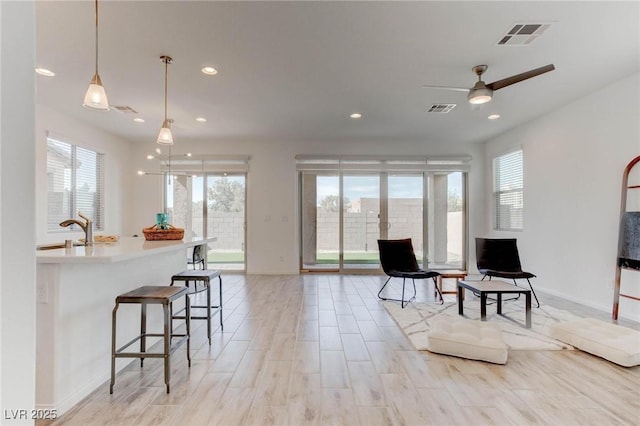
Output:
401,278,407,308
526,278,540,308
377,276,393,300
378,276,416,308
432,277,444,305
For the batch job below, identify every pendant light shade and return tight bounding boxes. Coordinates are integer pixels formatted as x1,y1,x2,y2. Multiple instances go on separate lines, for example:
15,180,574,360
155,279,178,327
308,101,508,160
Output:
157,119,174,145
157,56,174,145
83,0,109,110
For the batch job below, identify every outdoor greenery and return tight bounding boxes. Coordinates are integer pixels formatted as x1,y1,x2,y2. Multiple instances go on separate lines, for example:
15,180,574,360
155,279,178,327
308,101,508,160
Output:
318,195,351,212
208,177,245,212
448,189,463,212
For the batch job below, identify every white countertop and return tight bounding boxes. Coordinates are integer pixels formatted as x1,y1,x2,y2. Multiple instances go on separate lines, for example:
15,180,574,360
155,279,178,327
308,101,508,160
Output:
36,236,215,264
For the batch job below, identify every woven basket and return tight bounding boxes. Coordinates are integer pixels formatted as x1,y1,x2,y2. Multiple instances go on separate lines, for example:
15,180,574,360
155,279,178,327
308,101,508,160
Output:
142,224,184,241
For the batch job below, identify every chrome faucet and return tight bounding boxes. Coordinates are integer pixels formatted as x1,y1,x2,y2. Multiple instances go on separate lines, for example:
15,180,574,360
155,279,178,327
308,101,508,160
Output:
59,212,94,246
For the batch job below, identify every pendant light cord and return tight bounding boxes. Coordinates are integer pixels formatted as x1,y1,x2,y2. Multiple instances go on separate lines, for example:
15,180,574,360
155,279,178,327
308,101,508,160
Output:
94,0,99,75
164,58,168,121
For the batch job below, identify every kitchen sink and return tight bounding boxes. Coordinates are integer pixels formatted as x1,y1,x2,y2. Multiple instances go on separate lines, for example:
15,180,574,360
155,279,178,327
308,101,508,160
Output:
36,242,84,250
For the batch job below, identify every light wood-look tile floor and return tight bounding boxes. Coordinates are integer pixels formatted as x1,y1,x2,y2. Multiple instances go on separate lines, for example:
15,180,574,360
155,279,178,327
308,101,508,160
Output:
40,274,640,426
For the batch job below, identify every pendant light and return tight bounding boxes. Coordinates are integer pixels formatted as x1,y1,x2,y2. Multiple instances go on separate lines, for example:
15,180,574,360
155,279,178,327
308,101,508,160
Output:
157,55,174,145
83,0,109,110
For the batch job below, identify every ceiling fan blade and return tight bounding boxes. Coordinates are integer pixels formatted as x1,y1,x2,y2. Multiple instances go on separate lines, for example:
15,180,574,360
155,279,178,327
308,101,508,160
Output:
421,85,469,93
487,64,555,91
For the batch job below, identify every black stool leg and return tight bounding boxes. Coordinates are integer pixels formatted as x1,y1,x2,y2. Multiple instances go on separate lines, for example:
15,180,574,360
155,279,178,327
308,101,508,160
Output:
140,303,147,367
185,295,191,367
206,280,212,345
110,302,119,394
218,275,224,331
163,302,171,393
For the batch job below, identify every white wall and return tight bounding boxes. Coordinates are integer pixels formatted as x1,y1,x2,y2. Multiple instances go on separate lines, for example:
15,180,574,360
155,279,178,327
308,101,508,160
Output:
484,72,640,321
1,1,37,424
130,139,484,274
35,105,133,244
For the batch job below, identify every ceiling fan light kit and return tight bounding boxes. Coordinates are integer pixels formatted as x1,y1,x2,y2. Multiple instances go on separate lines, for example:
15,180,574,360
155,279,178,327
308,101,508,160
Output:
423,63,555,105
468,87,493,104
83,0,109,111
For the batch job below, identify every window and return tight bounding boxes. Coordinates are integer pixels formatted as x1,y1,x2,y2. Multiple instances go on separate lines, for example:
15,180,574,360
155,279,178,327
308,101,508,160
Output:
493,149,523,231
47,137,104,231
296,155,470,271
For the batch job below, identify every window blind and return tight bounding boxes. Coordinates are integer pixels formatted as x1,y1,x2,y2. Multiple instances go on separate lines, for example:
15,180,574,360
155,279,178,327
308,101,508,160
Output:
295,155,471,172
493,150,523,231
47,137,104,231
159,155,250,174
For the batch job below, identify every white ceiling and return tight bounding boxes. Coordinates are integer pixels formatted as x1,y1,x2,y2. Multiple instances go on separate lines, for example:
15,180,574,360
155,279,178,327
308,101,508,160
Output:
35,1,640,145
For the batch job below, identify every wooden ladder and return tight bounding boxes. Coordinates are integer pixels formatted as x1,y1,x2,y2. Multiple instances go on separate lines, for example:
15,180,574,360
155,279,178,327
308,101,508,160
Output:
612,155,640,320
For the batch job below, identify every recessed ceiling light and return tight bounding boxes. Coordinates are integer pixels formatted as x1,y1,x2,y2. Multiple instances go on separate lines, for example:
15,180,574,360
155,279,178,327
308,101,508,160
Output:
201,66,218,75
488,114,501,120
35,68,55,77
195,117,207,123
350,113,363,119
133,117,145,123
146,155,154,160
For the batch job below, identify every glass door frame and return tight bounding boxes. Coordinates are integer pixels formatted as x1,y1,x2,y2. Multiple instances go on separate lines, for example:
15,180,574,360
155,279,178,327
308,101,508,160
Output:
300,170,445,273
203,172,247,271
340,172,384,271
166,171,247,272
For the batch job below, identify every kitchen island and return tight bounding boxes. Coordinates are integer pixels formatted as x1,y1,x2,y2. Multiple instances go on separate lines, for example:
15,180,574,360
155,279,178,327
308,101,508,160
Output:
36,236,215,415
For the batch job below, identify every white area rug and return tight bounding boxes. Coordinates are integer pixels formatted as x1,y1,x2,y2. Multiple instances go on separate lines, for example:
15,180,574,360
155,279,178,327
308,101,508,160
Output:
384,300,578,351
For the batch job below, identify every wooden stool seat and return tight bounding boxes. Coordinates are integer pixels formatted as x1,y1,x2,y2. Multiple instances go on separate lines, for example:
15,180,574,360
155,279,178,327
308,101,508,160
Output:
110,285,191,394
115,285,188,302
171,269,223,345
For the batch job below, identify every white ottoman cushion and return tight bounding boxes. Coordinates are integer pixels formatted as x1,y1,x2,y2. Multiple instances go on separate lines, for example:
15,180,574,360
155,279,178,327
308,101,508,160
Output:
427,316,508,364
549,318,640,367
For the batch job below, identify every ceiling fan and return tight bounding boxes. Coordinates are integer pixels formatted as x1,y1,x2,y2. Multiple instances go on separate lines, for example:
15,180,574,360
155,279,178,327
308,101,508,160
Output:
422,64,555,105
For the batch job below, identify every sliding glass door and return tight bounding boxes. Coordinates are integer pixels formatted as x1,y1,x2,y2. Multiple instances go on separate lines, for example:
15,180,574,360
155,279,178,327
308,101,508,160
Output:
301,173,340,270
343,174,381,269
166,172,246,271
206,174,246,270
388,174,424,267
301,171,442,272
427,171,466,270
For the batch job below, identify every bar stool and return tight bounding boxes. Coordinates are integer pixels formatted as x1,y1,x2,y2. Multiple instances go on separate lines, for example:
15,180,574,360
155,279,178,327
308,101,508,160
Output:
171,269,223,345
110,286,191,394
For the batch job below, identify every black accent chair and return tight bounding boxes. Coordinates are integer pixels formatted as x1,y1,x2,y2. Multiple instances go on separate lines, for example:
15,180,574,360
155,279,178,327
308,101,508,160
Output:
377,238,442,308
187,244,206,270
475,237,540,308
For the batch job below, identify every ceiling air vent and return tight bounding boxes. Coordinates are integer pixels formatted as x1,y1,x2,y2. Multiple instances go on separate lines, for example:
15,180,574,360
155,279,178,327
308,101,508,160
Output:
112,105,139,114
498,23,551,46
427,104,456,113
